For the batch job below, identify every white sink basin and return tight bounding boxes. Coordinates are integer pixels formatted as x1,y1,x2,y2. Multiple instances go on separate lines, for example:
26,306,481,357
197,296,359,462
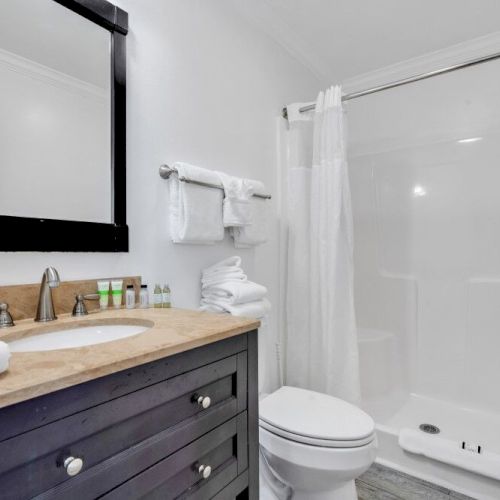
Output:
9,324,150,352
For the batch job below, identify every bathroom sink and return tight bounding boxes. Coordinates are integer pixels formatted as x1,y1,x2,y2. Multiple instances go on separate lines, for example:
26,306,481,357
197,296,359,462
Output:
8,324,150,352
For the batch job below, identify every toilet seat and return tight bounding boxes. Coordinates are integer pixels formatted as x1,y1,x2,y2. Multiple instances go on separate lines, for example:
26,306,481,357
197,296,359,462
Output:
259,386,375,448
259,419,374,447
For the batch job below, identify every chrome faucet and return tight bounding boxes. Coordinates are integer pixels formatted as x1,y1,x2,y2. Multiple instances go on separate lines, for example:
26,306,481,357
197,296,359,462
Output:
0,303,14,328
35,267,60,322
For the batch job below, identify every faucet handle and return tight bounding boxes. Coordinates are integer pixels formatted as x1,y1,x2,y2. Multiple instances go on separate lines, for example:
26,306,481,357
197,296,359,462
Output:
0,303,14,328
72,294,100,317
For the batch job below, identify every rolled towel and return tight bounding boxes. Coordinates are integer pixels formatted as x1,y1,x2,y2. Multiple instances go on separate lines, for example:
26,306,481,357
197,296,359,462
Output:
231,181,269,247
201,298,271,319
216,172,253,227
169,162,224,244
202,280,267,305
0,341,11,374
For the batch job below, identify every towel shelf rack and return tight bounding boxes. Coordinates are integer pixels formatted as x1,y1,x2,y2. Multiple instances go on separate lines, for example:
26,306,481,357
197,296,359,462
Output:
159,165,272,200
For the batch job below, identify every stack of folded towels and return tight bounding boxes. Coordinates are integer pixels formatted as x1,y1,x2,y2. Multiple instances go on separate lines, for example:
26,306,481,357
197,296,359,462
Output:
200,256,271,319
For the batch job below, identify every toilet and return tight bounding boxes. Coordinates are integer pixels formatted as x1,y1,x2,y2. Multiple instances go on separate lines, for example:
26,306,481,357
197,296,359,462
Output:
259,386,377,500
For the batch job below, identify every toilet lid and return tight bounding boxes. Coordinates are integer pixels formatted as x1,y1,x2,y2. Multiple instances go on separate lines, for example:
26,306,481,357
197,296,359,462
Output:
259,386,375,447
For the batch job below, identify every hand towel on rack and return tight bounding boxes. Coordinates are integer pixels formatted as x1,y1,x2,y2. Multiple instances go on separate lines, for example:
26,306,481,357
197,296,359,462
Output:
231,180,270,247
200,298,271,319
203,280,268,305
169,162,224,244
216,172,253,227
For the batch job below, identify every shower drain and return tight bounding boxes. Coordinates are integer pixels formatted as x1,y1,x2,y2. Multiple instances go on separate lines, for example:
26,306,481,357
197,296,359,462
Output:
419,423,440,434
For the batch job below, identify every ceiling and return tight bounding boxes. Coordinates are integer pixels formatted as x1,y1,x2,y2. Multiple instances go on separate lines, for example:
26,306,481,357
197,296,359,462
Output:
234,0,500,84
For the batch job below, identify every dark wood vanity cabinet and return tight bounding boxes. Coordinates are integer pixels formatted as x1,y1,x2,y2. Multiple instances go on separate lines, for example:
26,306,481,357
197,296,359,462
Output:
0,331,259,500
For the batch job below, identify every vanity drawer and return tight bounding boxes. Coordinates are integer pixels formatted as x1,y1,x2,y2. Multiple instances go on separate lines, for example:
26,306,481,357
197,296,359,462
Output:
0,354,248,500
101,414,247,500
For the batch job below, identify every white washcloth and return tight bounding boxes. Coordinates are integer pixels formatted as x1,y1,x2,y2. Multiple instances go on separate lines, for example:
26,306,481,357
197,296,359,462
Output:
203,280,267,305
169,162,224,244
201,298,271,319
231,181,269,247
0,341,11,374
216,172,253,227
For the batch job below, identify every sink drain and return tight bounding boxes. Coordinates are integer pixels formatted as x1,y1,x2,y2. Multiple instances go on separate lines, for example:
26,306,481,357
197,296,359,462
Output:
419,423,440,434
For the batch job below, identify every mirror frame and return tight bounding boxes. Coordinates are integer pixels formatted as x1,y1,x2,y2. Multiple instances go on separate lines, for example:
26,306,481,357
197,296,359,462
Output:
0,0,128,252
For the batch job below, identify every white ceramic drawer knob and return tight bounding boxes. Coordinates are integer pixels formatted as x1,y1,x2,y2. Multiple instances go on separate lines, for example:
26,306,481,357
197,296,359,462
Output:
196,395,211,409
64,456,83,476
198,464,212,479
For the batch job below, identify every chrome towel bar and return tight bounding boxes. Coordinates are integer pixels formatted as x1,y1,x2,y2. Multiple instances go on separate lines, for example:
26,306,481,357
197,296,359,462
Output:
159,165,272,200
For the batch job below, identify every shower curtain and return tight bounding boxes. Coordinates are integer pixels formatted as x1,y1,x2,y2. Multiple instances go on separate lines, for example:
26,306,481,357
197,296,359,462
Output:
285,86,360,404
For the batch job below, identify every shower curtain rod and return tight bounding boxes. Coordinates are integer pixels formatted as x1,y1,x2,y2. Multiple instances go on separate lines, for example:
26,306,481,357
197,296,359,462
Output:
282,49,500,119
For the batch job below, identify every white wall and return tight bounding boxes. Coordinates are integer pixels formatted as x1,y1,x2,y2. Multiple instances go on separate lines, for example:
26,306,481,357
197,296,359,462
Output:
349,54,500,414
0,0,320,390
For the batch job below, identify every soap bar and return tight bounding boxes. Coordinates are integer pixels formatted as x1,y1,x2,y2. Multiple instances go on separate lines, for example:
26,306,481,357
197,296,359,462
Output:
0,341,11,374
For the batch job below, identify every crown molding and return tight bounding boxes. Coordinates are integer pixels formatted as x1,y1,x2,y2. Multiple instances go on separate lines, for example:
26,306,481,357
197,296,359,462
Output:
0,48,108,101
342,31,500,95
230,0,330,85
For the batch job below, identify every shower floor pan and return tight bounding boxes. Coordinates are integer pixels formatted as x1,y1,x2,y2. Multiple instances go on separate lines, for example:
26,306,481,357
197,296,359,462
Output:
367,394,500,500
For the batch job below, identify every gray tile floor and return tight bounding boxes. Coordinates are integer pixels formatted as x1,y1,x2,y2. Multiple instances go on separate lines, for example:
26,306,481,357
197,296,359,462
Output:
356,463,475,500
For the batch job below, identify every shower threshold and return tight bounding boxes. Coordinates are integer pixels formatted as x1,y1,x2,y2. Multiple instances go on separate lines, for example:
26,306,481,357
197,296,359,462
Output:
365,394,500,500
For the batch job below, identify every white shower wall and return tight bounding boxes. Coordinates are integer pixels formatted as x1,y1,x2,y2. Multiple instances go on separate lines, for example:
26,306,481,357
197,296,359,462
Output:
348,57,500,415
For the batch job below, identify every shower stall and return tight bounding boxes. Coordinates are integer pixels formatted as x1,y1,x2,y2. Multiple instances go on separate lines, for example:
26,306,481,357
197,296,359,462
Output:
348,56,500,499
281,48,500,500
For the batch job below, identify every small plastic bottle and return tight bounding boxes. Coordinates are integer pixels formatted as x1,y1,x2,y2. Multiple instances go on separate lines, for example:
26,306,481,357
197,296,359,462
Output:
139,284,149,308
162,284,171,308
125,285,135,309
153,284,163,308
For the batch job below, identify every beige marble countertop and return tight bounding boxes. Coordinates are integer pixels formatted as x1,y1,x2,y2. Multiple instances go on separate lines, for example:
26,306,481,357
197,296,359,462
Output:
0,308,260,409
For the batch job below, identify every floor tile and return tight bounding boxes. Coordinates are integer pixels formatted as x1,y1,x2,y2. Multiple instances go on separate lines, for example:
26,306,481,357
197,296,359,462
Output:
358,463,475,500
357,479,401,500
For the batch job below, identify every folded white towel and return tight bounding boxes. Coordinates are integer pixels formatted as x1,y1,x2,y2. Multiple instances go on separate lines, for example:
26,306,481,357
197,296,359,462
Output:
201,298,271,319
202,256,242,275
202,256,247,286
216,172,254,227
169,162,224,244
202,271,247,289
231,181,269,247
203,280,267,305
0,341,11,374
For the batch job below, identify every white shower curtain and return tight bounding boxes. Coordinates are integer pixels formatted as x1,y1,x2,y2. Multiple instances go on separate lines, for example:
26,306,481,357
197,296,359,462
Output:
285,86,360,404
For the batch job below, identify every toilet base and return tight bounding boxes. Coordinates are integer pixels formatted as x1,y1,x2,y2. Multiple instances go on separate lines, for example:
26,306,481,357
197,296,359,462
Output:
260,474,358,500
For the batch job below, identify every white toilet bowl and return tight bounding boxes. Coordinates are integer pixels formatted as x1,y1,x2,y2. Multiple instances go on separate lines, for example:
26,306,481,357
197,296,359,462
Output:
259,386,377,500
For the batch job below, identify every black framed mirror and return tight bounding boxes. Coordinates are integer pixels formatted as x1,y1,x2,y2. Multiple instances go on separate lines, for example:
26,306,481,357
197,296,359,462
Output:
0,0,128,252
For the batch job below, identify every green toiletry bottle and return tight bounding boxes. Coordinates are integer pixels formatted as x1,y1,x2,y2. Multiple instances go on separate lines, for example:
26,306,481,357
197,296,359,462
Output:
153,284,163,308
162,284,171,308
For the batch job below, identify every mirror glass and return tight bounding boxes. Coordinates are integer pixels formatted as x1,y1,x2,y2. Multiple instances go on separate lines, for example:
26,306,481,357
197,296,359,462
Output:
0,0,112,224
